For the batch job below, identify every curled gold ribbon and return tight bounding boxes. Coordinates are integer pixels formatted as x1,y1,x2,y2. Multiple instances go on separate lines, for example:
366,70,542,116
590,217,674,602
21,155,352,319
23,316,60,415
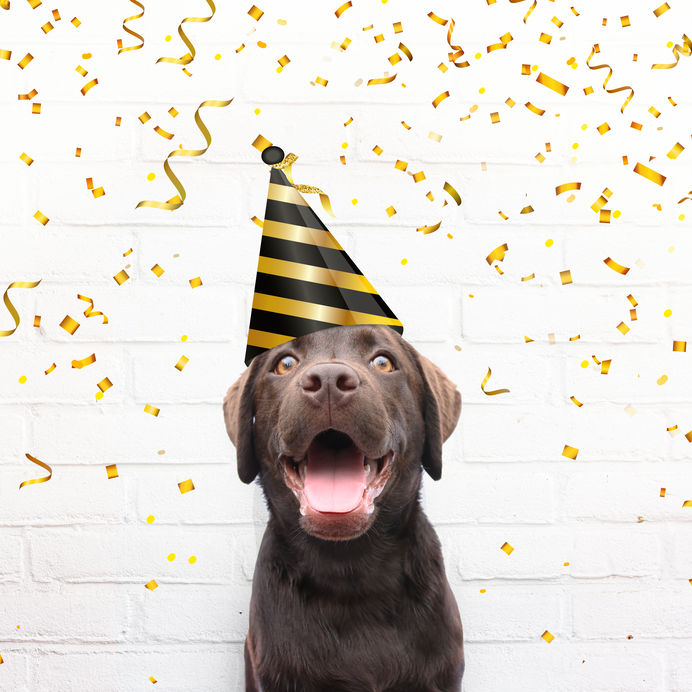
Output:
118,0,145,54
156,0,215,67
136,98,233,211
446,19,469,68
19,453,52,489
481,366,510,395
78,294,109,324
1,280,41,337
586,45,634,113
651,34,691,69
271,153,335,217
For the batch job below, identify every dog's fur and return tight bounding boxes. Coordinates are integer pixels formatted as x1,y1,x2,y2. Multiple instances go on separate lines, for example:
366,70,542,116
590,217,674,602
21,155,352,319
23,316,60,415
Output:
224,325,463,691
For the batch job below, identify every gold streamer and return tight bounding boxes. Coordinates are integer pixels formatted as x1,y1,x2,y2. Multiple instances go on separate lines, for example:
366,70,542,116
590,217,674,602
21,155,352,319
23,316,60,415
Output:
586,44,634,113
0,280,41,337
633,161,666,186
446,19,469,68
335,0,352,18
78,294,109,324
416,221,442,234
651,34,691,69
271,153,335,218
481,367,510,395
522,0,537,23
136,98,233,211
71,353,96,369
156,0,216,67
443,182,461,205
603,257,630,275
118,0,144,55
80,78,98,95
19,453,52,489
367,73,397,86
486,243,508,265
432,91,450,108
555,182,581,195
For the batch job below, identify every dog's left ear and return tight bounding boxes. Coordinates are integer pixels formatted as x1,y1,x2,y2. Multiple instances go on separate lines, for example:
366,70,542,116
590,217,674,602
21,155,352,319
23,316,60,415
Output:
223,355,264,484
407,347,461,481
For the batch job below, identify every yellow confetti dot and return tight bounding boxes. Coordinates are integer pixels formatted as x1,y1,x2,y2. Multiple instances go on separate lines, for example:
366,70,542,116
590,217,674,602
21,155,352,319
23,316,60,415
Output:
657,374,668,385
572,143,579,150
181,334,188,342
215,53,221,60
580,360,589,368
664,309,672,317
480,588,486,593
571,62,578,69
167,553,176,562
146,515,155,524
147,172,155,181
679,214,685,221
571,156,578,163
276,66,282,73
188,556,197,564
563,562,570,566
475,52,481,59
351,199,358,205
669,246,675,253
581,123,587,130
479,87,485,94
165,35,172,42
545,239,554,247
613,210,621,218
341,142,348,149
18,375,27,384
95,391,103,400
531,64,538,71
667,41,673,48
401,258,407,265
254,108,261,115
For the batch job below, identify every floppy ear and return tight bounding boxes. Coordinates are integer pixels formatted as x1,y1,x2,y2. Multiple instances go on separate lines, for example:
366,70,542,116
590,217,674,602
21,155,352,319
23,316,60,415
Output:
223,356,264,484
407,347,462,481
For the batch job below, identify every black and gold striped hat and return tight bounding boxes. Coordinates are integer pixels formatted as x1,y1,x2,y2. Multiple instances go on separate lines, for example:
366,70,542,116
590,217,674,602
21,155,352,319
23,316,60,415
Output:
244,146,404,365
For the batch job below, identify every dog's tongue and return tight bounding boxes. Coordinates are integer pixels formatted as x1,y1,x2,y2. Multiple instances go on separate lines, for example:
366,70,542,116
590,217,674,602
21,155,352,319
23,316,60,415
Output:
304,439,366,513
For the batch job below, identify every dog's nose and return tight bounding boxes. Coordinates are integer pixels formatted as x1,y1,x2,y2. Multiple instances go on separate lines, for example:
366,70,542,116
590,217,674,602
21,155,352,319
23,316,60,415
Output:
300,363,359,408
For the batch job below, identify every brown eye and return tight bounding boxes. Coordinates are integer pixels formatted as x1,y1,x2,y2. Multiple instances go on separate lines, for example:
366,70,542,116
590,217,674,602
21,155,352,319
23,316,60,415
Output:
275,355,299,375
370,354,394,372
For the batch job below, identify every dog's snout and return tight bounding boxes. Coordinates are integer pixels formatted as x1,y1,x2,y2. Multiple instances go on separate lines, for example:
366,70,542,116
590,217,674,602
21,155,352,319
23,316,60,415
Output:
300,363,359,408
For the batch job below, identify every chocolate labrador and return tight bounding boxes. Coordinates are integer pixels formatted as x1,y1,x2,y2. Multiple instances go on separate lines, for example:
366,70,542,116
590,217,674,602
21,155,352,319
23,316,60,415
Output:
224,324,464,691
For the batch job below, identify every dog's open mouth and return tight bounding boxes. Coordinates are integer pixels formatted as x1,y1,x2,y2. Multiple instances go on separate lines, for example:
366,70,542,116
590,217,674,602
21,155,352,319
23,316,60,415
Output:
281,429,393,516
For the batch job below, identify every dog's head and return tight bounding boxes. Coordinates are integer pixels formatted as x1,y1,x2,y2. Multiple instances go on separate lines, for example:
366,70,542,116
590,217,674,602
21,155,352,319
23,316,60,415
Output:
223,325,461,541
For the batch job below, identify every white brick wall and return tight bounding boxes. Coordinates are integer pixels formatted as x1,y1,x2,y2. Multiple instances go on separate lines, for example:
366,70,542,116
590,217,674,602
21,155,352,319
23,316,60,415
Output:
1,0,691,689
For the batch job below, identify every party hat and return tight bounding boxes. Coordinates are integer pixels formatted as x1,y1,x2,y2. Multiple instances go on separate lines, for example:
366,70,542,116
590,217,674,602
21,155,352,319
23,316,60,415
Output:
244,145,403,365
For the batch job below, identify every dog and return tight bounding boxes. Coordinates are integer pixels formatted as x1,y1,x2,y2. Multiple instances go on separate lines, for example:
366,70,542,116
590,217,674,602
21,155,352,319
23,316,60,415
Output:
224,324,464,691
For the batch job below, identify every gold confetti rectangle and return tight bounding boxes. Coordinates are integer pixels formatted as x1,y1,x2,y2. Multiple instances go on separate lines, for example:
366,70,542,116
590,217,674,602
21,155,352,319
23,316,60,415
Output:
144,404,160,417
584,85,594,95
667,143,684,159
653,3,670,17
33,210,49,225
174,355,189,371
432,91,450,108
151,264,165,277
92,187,105,198
634,162,666,186
599,209,611,224
149,677,157,684
20,152,34,166
31,103,41,114
428,131,442,142
536,72,569,95
71,16,81,27
570,396,583,407
18,88,38,100
412,171,425,183
71,353,96,369
597,122,610,135
525,102,545,116
252,134,271,151
372,145,383,156
500,542,514,555
278,54,290,67
627,294,638,307
673,340,687,352
75,64,87,77
138,112,151,124
388,53,402,65
59,315,80,335
620,15,631,27
168,107,178,118
98,377,113,392
542,630,555,643
660,487,667,497
44,362,56,375
562,445,579,460
539,32,552,44
490,111,500,124
106,464,119,479
395,160,408,171
178,478,195,494
374,33,384,43
505,97,515,108
41,21,54,33
86,177,94,190
630,121,642,131
145,579,158,590
18,53,33,69
685,430,692,442
560,270,573,285
521,64,531,75
189,276,203,289
649,106,661,118
603,257,630,275
1,52,11,63
551,16,563,28
315,76,328,87
616,321,630,335
113,269,130,285
52,8,60,21
385,205,396,217
114,116,121,126
75,147,82,157
630,309,637,321
601,360,612,375
27,0,42,7
248,5,263,20
393,21,403,33
33,315,41,327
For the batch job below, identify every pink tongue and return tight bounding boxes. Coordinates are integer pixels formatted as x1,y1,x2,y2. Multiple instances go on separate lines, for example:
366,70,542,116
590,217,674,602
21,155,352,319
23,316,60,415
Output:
304,440,367,513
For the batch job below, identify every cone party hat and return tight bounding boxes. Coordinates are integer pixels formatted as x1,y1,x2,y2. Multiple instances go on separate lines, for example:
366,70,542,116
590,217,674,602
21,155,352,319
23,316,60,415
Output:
244,145,404,365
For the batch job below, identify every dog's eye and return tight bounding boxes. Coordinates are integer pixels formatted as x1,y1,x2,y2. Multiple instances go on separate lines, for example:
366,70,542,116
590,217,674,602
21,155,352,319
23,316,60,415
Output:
369,354,395,372
274,355,299,375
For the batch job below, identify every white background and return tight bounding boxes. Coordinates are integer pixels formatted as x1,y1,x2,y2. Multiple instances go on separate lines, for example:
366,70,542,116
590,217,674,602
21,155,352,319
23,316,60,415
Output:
1,0,692,690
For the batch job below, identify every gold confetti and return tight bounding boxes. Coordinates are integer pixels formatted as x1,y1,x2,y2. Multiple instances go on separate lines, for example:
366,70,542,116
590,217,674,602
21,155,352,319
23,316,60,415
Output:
59,315,80,335
33,315,41,327
19,453,52,489
393,21,403,33
599,210,611,224
118,0,144,54
115,116,121,126
248,4,263,20
597,122,611,135
41,21,53,33
684,500,692,507
335,1,352,18
653,3,670,17
175,355,189,371
616,322,630,335
80,78,98,96
500,542,514,555
445,18,470,68
97,377,113,392
667,143,684,159
603,257,630,275
562,445,579,460
481,366,510,395
443,182,461,205
92,187,105,199
106,464,119,479
71,16,81,27
586,44,634,112
145,579,158,590
20,153,33,166
673,340,687,352
18,88,38,100
486,244,508,266
657,374,668,385
149,676,157,684
395,160,408,172
367,74,397,86
490,111,500,124
506,97,516,107
651,34,691,70
136,98,233,211
570,396,583,407
621,15,631,27
520,205,534,214
398,42,413,61
412,171,425,183
157,0,216,67
385,206,397,218
139,112,151,124
551,16,563,28
539,32,552,44
660,487,667,496
250,216,263,228
428,131,442,142
178,478,195,494
27,0,41,7
150,264,165,277
17,53,33,69
416,221,442,234
634,162,666,186
71,353,96,369
560,270,573,285
401,121,412,130
278,54,290,67
189,276,203,288
556,182,581,195
113,270,130,285
144,404,160,417
432,91,450,108
627,294,638,307
521,274,535,282
427,11,447,26
542,630,555,644
0,280,42,338
154,125,174,140
525,102,546,116
536,72,569,96
0,49,10,60
44,363,56,375
77,294,108,324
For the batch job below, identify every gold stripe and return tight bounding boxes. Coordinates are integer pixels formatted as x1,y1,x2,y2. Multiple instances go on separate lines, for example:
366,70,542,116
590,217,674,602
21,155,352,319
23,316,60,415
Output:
257,256,377,294
267,183,307,206
262,218,343,250
253,293,403,328
247,328,295,350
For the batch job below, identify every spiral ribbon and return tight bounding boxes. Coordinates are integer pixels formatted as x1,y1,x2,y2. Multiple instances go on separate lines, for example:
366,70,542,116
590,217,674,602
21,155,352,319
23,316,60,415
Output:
156,0,215,67
0,280,41,337
136,98,233,211
586,45,634,113
271,153,335,217
19,453,52,490
481,367,510,396
651,34,692,69
118,0,145,55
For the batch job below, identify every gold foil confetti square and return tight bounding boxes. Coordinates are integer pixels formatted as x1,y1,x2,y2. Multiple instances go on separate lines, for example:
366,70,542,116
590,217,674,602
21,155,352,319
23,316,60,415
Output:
315,76,328,87
490,111,500,124
395,160,408,171
106,464,119,479
52,9,61,21
599,209,611,224
562,445,579,460
648,106,661,118
653,3,671,17
412,171,425,183
189,276,203,289
584,86,594,95
0,49,12,60
33,315,41,327
278,55,290,67
149,676,157,684
428,131,442,142
660,488,666,497
597,122,611,135
667,143,684,159
539,33,552,44
144,404,160,417
501,542,514,555
59,315,80,335
388,53,401,65
75,147,82,157
144,579,158,590
248,5,264,20
114,116,121,126
385,206,396,217
560,270,573,285
138,111,151,124
252,134,271,151
113,270,130,285
151,264,165,277
372,145,383,156
92,187,105,198
71,16,81,27
620,15,630,27
521,64,531,75
174,355,189,371
18,53,33,69
374,33,384,43
98,378,113,392
541,630,555,643
673,341,687,352
393,21,403,33
31,103,41,114
20,153,34,166
41,21,54,33
178,479,195,494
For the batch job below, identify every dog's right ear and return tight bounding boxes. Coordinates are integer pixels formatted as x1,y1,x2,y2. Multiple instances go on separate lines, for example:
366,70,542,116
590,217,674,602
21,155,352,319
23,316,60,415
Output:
223,356,263,484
